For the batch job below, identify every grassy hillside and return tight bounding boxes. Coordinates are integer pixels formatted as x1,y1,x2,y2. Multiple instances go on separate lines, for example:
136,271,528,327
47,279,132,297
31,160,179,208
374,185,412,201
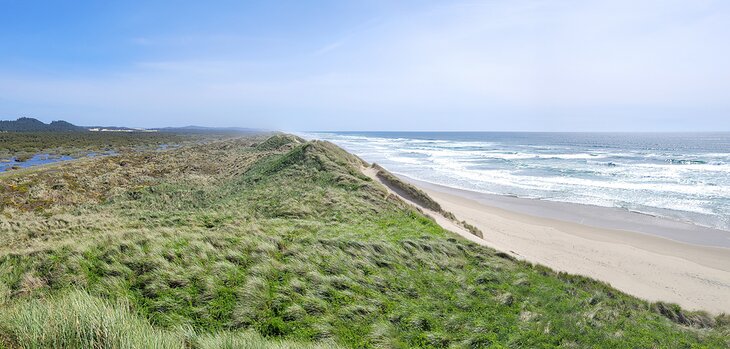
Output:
0,135,728,348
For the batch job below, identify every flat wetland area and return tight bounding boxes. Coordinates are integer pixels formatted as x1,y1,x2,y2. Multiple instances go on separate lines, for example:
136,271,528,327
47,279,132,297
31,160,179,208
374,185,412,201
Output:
0,132,729,348
0,130,245,169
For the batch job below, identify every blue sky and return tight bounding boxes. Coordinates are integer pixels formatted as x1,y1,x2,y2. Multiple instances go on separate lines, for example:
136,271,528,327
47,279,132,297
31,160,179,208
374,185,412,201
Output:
1,0,729,131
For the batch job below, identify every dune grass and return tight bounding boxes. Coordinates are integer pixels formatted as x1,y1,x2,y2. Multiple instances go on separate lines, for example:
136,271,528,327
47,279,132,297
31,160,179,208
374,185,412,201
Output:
0,135,728,348
254,134,306,151
0,290,341,349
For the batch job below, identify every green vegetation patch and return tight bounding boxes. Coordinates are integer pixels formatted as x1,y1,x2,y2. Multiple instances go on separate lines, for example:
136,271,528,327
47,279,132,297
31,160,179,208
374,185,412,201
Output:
254,134,306,151
0,290,341,349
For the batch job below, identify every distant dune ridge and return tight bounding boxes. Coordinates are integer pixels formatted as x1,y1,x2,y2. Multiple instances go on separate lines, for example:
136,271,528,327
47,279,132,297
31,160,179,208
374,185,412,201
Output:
0,117,263,133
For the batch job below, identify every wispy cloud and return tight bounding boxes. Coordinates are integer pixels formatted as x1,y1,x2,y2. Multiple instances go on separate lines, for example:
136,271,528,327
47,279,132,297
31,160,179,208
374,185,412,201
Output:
311,40,345,57
130,37,152,46
1,0,729,130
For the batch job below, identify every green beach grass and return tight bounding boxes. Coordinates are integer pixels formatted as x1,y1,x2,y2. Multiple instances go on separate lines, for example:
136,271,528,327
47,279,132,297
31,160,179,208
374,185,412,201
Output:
0,134,728,348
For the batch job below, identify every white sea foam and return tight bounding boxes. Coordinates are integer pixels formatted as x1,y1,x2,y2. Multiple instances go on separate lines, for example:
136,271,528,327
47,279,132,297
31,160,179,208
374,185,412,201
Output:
307,132,730,231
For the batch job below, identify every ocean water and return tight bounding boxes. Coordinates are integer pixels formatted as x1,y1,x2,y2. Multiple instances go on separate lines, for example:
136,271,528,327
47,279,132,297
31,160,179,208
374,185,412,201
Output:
305,132,730,232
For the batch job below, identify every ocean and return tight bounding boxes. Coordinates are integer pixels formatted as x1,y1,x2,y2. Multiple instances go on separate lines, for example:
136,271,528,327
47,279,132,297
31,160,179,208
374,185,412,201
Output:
305,132,730,232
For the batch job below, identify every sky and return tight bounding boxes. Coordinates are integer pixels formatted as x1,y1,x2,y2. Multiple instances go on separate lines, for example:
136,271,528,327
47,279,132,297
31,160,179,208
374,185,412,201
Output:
1,0,729,131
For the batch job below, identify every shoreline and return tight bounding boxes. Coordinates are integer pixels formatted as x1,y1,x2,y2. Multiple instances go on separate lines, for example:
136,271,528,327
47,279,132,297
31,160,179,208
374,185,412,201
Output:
403,175,730,249
392,173,730,314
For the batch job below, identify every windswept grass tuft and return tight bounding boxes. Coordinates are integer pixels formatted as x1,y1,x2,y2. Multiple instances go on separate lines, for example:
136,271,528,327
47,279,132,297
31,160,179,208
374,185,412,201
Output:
0,290,183,348
0,290,342,349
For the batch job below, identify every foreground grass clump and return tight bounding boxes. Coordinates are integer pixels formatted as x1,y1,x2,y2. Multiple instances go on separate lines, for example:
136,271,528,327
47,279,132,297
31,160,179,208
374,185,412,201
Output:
0,135,728,348
0,290,341,349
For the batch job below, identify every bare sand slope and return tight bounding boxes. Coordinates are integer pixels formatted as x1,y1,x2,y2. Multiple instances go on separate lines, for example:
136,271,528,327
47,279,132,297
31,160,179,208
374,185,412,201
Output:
362,167,484,245
363,167,730,314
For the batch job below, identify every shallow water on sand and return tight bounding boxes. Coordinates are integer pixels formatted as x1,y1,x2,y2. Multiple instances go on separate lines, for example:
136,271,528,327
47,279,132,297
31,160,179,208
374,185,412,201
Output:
0,154,75,172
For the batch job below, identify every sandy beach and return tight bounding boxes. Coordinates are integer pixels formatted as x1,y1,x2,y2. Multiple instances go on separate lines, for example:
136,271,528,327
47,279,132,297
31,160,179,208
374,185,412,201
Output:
368,169,730,314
